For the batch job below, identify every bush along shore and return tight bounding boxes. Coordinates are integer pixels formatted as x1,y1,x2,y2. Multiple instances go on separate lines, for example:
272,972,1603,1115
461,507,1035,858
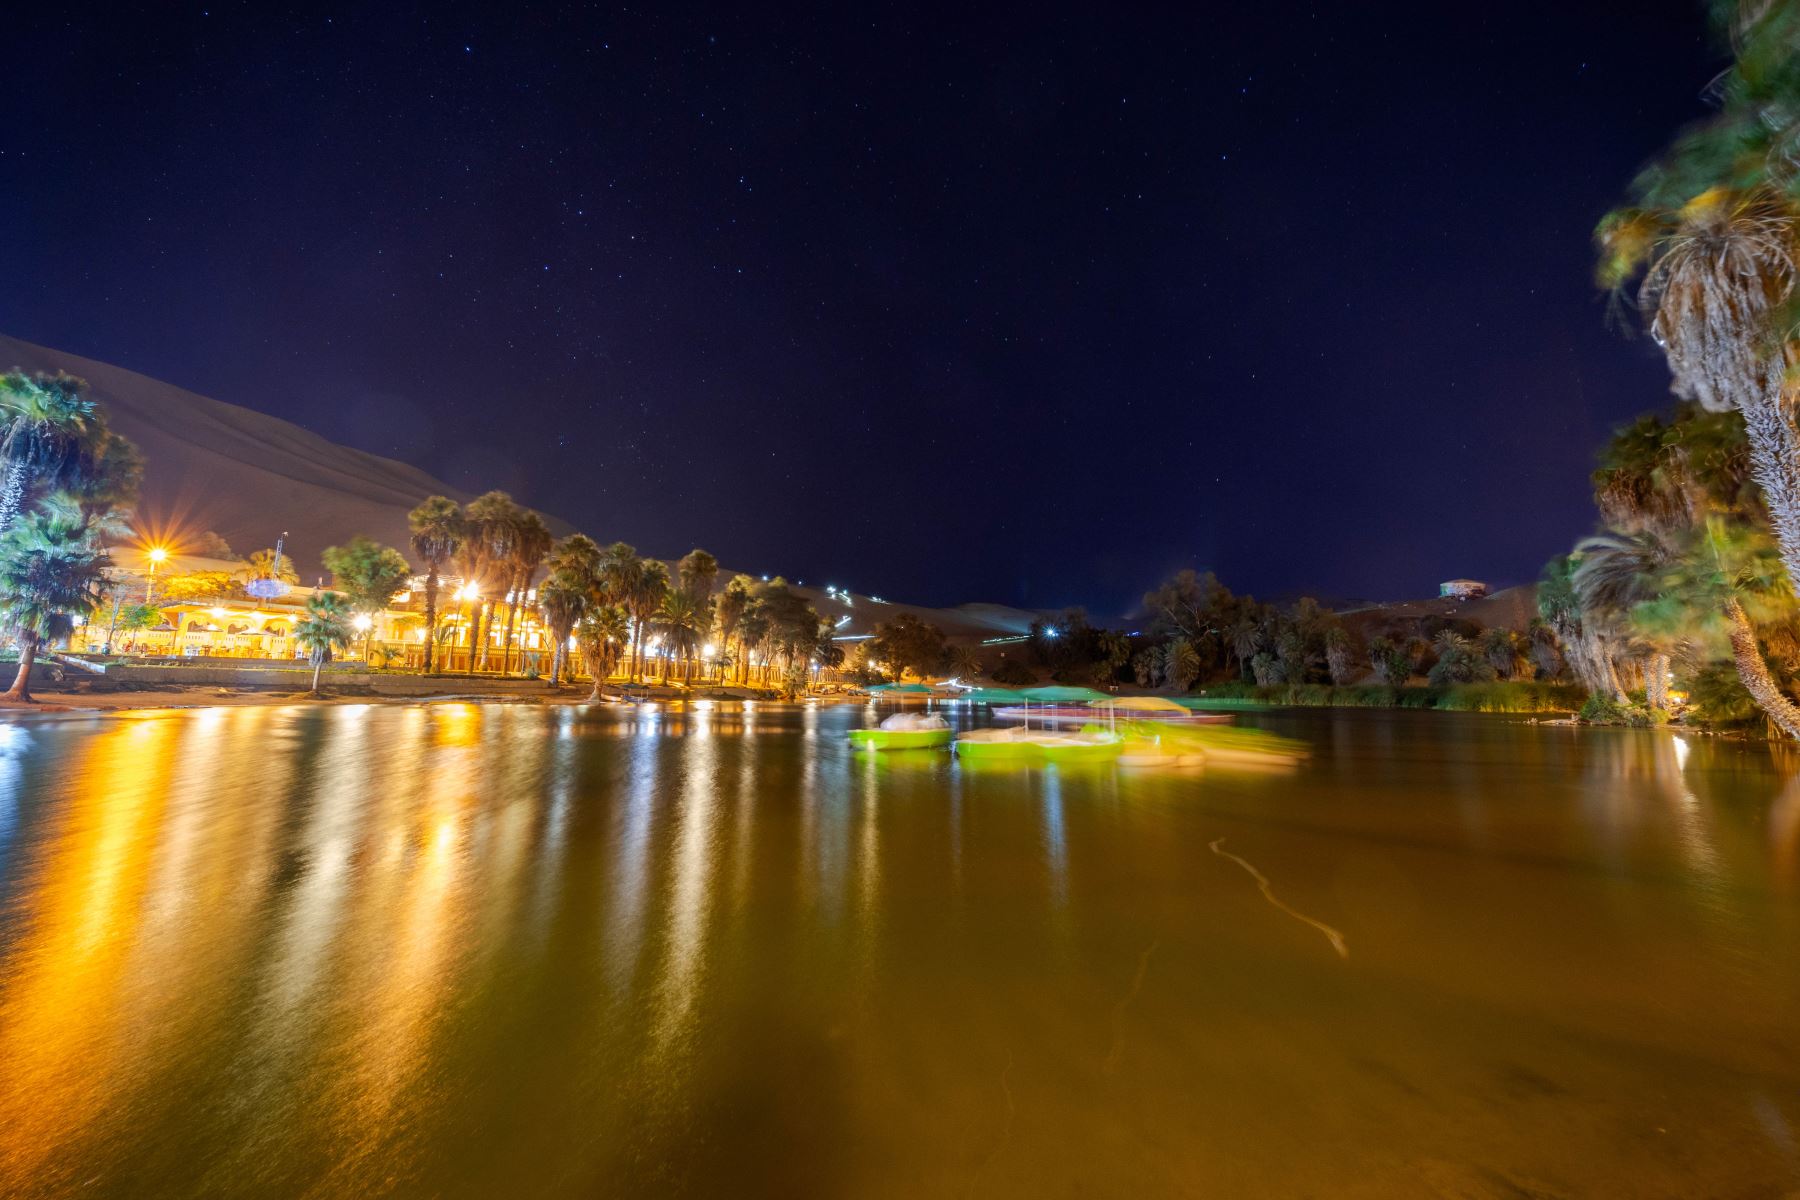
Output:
1191,680,1590,714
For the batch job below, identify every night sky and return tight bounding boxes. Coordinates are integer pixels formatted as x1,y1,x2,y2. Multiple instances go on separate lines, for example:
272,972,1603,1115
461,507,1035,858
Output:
0,3,1720,614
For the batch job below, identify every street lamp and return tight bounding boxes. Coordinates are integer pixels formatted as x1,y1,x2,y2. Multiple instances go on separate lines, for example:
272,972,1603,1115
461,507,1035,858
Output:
145,546,168,603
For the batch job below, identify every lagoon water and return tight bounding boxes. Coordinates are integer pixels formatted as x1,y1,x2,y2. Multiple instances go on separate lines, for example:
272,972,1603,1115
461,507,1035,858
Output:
0,701,1797,1197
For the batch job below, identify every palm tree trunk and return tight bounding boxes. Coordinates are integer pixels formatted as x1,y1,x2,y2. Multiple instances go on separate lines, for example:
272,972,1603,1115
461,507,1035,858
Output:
477,599,495,670
5,635,37,701
465,599,482,671
1740,387,1800,595
0,460,28,534
311,653,325,694
502,568,523,675
423,569,439,673
1724,597,1800,739
1646,653,1670,714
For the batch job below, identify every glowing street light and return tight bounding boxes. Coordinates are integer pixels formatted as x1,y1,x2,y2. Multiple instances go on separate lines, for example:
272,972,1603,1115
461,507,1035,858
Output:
144,544,169,603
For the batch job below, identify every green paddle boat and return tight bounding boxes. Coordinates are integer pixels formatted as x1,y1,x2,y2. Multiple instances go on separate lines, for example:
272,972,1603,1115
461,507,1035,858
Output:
953,726,1123,764
849,713,952,751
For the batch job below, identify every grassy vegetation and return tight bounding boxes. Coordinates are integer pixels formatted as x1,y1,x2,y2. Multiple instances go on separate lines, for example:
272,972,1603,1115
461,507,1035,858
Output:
1189,680,1587,714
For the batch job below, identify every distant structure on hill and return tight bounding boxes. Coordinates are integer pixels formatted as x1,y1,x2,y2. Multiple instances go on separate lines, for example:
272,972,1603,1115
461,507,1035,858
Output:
1438,578,1489,600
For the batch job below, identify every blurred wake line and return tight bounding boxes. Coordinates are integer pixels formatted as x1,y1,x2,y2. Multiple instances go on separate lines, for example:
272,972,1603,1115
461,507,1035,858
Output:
1210,838,1349,960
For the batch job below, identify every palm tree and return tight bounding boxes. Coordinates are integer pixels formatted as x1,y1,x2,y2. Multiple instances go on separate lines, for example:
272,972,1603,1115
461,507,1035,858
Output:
1480,627,1526,681
538,577,587,686
0,372,98,534
1539,555,1628,701
944,644,982,681
408,496,463,673
538,533,600,686
576,603,630,700
500,509,552,674
1574,531,1680,712
1585,519,1800,734
238,546,301,586
1323,626,1357,685
713,574,754,684
294,591,354,696
633,561,670,681
0,496,108,702
1599,0,1800,597
653,589,704,683
677,548,718,607
1228,612,1264,681
1162,637,1200,691
463,491,522,670
598,542,646,679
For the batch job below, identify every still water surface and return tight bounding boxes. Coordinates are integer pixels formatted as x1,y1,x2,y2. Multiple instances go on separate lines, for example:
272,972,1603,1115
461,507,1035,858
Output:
0,701,1797,1197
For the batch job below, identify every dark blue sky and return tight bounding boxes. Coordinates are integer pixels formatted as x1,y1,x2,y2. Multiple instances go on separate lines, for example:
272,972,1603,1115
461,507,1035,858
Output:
0,2,1715,613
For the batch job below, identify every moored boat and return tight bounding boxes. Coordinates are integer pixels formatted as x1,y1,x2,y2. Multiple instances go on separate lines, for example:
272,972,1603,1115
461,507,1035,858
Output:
849,712,952,751
953,726,1123,763
992,704,1230,726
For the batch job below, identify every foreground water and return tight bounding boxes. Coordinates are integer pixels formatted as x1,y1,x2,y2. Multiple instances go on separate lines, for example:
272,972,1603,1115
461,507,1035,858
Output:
0,702,1797,1197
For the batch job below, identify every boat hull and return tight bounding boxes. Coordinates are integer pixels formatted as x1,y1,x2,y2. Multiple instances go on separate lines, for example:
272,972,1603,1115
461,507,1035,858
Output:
849,728,953,751
953,732,1123,764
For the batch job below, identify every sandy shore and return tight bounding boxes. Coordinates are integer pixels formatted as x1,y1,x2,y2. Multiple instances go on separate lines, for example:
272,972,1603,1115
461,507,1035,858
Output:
0,680,865,718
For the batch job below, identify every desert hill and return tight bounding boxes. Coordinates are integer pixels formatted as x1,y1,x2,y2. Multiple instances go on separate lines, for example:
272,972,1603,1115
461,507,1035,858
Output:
0,334,1039,643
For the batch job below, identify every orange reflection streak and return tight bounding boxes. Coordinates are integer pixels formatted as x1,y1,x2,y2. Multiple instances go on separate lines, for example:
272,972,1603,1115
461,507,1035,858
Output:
650,732,720,1064
319,722,468,1182
0,718,179,1188
1771,771,1800,892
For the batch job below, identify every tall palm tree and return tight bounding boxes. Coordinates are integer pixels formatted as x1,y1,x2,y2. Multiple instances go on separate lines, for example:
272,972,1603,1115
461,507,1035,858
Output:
500,509,552,674
0,372,98,533
713,574,754,684
1540,554,1629,701
408,496,464,673
633,560,670,682
1574,531,1680,712
463,491,522,670
598,542,645,679
653,589,703,683
1228,613,1264,681
538,577,586,686
0,496,108,702
538,533,599,686
677,548,718,606
1599,1,1800,595
577,603,630,700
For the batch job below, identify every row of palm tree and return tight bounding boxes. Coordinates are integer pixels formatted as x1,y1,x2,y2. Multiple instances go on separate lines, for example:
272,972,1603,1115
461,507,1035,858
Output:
408,493,837,692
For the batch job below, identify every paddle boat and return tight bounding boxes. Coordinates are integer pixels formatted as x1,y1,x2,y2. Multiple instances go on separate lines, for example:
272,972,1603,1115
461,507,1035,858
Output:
849,711,952,751
992,702,1230,727
953,725,1123,764
1116,721,1310,768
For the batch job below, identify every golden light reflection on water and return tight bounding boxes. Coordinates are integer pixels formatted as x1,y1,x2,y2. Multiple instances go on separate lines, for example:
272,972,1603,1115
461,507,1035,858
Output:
2,706,1799,1196
0,716,178,1185
649,718,720,1067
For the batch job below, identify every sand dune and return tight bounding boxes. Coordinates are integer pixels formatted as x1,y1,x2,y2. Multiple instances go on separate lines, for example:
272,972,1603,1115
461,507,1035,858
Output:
0,334,1040,641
